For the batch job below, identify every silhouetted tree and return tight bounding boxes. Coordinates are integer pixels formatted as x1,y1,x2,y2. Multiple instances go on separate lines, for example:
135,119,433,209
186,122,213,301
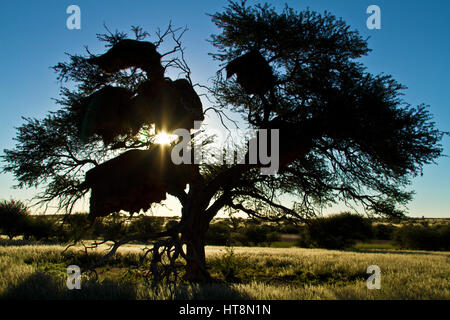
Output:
2,2,446,282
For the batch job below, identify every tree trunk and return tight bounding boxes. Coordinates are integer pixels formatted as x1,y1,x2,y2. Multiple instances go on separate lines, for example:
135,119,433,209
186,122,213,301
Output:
182,227,211,282
177,176,218,283
179,195,212,283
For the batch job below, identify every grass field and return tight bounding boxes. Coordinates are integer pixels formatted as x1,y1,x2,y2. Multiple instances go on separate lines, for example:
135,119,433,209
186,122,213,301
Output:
0,242,449,300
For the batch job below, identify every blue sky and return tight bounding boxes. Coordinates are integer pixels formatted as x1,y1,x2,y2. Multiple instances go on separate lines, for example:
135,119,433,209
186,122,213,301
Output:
0,0,448,217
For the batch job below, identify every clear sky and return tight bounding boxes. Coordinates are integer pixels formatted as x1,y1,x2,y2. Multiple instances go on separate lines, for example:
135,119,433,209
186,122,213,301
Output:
0,0,448,217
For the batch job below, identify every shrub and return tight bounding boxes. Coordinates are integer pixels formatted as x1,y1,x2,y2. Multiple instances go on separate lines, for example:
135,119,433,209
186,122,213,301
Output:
393,224,450,250
206,221,282,247
242,223,278,246
266,231,281,246
305,212,373,249
98,213,128,240
278,223,301,234
372,223,396,240
0,199,31,239
295,227,314,248
128,215,164,241
208,246,245,282
23,216,56,241
206,221,233,246
62,213,94,242
228,231,248,246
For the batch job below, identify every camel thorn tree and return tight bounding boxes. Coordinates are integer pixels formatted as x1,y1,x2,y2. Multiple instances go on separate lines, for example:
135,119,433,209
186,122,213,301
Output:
2,2,446,283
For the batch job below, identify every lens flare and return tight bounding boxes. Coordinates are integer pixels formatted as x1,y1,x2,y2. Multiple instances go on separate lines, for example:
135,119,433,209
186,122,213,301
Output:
154,132,177,145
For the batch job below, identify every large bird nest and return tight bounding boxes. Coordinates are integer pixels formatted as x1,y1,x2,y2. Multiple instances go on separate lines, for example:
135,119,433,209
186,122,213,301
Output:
85,146,195,218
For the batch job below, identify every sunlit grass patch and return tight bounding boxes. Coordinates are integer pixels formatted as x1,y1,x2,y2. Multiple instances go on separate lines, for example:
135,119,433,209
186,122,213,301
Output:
0,244,448,300
353,241,398,250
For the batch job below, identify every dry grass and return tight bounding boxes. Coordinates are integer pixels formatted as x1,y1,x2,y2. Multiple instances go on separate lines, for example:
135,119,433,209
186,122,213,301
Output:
0,243,448,300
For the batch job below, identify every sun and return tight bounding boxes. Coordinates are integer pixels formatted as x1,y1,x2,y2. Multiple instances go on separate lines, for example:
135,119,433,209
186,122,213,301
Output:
154,132,177,145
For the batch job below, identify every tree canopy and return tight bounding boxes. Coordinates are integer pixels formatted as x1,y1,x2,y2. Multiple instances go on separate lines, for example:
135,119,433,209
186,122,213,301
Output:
207,1,445,218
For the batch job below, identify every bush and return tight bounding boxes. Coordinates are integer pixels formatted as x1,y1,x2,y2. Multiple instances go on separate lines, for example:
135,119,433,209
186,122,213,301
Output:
128,215,164,241
228,231,248,246
206,221,233,246
62,213,94,242
295,227,314,248
372,223,396,240
23,216,56,241
278,223,301,234
242,224,272,246
305,212,373,249
0,199,31,239
98,213,128,240
61,213,168,243
208,246,246,282
206,221,282,247
393,224,450,250
266,231,281,246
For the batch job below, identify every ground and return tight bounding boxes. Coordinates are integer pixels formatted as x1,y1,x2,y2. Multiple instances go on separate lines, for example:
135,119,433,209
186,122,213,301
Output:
0,242,448,299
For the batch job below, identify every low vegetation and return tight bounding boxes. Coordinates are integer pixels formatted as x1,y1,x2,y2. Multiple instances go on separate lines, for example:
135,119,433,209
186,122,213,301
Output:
205,213,450,251
0,244,448,300
1,199,449,300
1,200,449,251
